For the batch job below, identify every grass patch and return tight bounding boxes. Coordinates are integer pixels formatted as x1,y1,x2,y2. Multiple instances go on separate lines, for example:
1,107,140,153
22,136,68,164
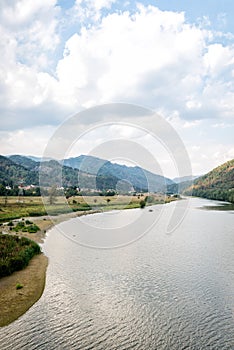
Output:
0,194,175,223
0,234,41,278
12,221,40,234
16,283,23,290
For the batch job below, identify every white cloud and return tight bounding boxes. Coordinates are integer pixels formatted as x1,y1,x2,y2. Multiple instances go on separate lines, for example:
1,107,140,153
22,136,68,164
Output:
0,1,233,176
54,7,193,106
188,143,234,176
0,126,55,156
0,0,60,68
204,43,234,77
1,3,234,130
1,0,57,26
71,0,116,23
51,4,234,122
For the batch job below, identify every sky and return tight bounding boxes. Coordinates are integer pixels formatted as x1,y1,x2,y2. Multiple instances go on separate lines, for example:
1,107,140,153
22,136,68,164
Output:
0,0,234,178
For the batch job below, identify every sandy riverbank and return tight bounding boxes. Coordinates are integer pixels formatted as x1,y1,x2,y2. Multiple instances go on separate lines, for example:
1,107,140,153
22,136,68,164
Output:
0,254,48,327
0,209,100,327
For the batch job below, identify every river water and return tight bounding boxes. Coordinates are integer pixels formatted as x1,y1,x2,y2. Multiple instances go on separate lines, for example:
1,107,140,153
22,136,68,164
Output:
0,198,233,349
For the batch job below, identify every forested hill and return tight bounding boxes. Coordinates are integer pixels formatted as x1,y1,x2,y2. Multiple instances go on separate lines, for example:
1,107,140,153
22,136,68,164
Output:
0,155,38,186
63,155,174,192
183,159,234,203
0,155,118,191
0,154,174,193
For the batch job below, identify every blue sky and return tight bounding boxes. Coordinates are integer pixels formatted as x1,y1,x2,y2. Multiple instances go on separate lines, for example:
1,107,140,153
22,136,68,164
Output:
0,0,233,177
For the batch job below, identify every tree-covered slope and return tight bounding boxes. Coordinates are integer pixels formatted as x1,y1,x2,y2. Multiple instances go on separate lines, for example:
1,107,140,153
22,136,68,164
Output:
183,159,234,203
63,155,174,192
0,155,120,191
2,154,175,193
0,155,38,186
8,155,39,170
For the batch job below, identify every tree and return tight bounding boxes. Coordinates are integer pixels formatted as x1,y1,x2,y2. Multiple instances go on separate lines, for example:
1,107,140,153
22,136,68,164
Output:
48,185,57,205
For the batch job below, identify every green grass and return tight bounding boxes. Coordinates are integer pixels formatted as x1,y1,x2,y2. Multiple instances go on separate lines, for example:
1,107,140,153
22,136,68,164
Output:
0,234,41,278
0,194,172,223
11,221,40,233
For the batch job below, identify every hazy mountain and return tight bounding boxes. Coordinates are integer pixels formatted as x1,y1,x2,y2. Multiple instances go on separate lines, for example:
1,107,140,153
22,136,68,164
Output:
27,155,54,162
173,175,200,184
183,159,234,203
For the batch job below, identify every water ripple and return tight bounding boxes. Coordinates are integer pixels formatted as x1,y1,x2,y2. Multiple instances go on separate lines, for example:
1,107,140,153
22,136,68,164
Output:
0,198,233,349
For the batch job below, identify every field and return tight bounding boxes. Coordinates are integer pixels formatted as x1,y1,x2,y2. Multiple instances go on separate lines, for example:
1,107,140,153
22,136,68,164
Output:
0,194,172,223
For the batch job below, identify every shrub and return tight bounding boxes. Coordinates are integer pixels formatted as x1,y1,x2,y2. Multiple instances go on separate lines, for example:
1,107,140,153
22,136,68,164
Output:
0,235,41,278
16,283,23,290
27,224,40,233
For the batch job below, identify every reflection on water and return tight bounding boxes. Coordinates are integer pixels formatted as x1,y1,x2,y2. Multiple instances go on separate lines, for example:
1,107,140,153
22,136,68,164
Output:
0,198,233,349
201,203,234,211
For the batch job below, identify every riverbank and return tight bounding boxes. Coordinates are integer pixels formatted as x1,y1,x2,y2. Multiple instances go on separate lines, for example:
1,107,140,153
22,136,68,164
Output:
0,209,102,327
0,253,48,327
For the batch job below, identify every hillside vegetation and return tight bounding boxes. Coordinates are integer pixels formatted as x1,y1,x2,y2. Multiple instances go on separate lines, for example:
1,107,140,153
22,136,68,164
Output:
1,154,174,193
64,155,173,192
183,159,234,203
0,155,121,191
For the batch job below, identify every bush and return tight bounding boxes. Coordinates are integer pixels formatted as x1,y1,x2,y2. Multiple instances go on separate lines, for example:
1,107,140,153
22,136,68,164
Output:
0,235,41,278
27,224,40,233
16,283,23,290
13,221,40,234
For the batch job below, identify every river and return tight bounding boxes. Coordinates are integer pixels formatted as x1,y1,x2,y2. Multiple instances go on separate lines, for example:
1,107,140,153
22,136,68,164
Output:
0,197,233,349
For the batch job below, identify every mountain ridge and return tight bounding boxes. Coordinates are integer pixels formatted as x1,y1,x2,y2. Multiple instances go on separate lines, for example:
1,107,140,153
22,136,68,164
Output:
63,155,173,192
3,155,233,201
2,154,174,193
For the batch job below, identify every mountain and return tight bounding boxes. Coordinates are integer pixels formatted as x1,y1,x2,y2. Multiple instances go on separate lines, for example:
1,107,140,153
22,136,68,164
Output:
8,155,39,170
173,175,200,184
2,154,175,193
167,179,195,195
3,155,233,199
1,156,119,191
167,175,201,194
0,155,38,186
26,155,54,162
63,155,174,192
183,159,234,203
39,159,119,190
